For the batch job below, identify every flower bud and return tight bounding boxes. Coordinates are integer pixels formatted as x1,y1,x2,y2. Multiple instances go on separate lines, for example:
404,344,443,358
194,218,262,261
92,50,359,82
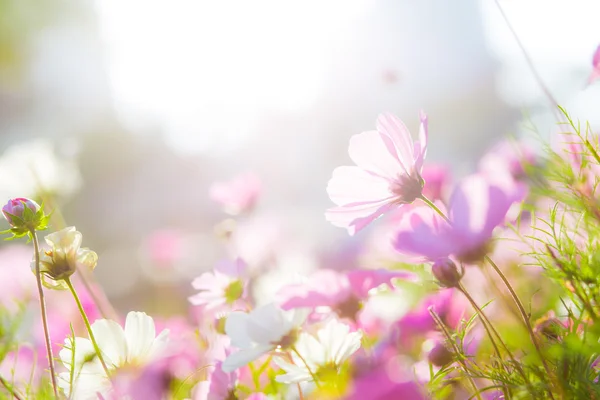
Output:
432,258,462,288
2,198,46,234
428,341,454,367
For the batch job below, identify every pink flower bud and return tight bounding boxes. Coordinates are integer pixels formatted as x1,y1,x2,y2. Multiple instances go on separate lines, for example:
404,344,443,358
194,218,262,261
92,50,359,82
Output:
2,198,41,228
431,258,462,288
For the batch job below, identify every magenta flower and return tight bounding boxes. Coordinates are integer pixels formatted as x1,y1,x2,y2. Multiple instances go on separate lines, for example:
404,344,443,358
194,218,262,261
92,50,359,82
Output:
326,112,428,235
588,44,600,85
193,361,238,400
209,172,261,215
2,197,39,225
277,268,416,321
393,172,523,263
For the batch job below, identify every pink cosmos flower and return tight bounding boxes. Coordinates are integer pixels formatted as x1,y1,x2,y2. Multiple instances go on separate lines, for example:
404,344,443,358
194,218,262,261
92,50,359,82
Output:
393,172,523,263
188,258,247,311
588,44,600,86
479,139,536,181
277,268,416,321
209,172,261,215
326,112,429,235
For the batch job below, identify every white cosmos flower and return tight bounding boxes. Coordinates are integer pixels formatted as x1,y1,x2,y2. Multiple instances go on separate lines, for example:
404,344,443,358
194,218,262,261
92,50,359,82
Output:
58,311,169,400
34,226,98,290
274,319,362,384
222,303,308,373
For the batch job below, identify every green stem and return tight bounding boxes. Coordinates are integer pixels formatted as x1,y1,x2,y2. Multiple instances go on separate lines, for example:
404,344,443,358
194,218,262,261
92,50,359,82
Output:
64,277,111,378
0,375,24,400
291,348,321,388
31,231,59,398
485,256,555,398
429,308,482,400
458,284,532,393
419,195,450,223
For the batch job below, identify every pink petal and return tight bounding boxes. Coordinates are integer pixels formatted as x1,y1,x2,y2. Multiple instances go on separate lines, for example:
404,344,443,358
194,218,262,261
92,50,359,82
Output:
348,130,405,178
347,269,417,298
376,113,416,172
393,206,454,260
326,166,393,207
413,110,428,172
326,201,396,236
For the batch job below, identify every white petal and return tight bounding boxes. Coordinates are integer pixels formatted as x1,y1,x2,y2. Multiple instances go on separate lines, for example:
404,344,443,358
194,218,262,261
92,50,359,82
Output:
221,344,273,372
246,304,292,345
45,227,81,252
273,357,313,384
124,311,157,363
91,319,127,368
225,312,253,349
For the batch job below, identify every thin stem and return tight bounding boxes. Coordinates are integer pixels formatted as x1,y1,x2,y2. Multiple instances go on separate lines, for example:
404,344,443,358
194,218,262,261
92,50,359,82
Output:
0,375,24,400
429,308,482,400
291,348,321,388
485,256,555,399
64,278,111,378
31,231,59,398
296,383,305,400
458,284,532,391
493,0,560,116
419,195,450,223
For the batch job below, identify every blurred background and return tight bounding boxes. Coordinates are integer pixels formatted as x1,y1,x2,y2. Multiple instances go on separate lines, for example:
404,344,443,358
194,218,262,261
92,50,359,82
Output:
0,0,599,314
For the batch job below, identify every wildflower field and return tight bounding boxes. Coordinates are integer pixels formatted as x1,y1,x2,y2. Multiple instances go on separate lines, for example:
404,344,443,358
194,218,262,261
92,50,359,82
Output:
1,1,600,399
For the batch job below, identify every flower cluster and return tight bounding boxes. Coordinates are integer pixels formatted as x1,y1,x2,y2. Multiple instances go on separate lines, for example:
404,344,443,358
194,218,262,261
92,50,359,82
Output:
3,53,600,399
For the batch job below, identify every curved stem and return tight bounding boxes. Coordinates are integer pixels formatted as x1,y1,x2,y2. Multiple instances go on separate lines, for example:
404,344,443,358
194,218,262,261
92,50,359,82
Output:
429,308,482,400
458,284,532,391
0,375,24,400
31,231,59,398
64,278,111,378
291,348,321,388
485,256,555,398
419,195,450,223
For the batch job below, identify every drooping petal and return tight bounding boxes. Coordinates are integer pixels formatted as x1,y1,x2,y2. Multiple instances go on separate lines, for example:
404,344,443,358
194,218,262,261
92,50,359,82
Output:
76,248,98,271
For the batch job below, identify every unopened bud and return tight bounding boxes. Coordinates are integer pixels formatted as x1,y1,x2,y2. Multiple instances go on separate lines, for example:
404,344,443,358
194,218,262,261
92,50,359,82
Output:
2,198,46,235
428,341,454,367
432,258,462,288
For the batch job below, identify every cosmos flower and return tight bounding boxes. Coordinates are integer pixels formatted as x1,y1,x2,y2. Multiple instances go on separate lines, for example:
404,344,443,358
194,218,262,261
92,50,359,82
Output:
277,269,416,321
222,303,308,373
274,319,362,384
34,227,98,289
588,44,600,86
326,112,428,235
393,172,522,263
58,311,169,400
188,258,247,311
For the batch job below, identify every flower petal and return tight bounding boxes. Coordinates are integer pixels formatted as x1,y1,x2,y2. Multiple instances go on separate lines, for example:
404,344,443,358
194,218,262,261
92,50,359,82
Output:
348,130,405,178
221,344,273,373
124,311,157,363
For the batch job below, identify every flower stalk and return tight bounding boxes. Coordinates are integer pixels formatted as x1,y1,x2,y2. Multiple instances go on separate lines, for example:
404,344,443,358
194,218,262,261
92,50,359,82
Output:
64,277,111,378
31,231,59,398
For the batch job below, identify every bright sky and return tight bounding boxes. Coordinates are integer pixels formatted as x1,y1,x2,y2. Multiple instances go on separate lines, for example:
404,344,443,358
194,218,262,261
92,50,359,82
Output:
94,0,367,154
94,0,600,154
